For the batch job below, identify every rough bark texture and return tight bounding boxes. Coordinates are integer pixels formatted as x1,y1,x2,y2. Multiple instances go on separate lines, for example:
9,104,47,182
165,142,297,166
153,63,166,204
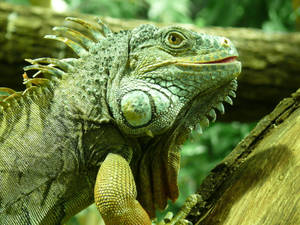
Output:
186,88,300,225
0,2,300,122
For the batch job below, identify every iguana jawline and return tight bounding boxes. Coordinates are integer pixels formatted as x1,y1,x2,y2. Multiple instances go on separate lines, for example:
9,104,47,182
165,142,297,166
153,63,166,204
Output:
201,56,237,64
175,56,239,66
140,57,240,74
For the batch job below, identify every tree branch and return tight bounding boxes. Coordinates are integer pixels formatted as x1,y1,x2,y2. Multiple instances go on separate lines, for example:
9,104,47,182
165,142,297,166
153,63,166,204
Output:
188,88,300,225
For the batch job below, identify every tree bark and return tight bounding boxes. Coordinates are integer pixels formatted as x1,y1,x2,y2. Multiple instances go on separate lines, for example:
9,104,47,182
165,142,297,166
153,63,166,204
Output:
0,2,300,122
29,0,51,8
187,88,300,225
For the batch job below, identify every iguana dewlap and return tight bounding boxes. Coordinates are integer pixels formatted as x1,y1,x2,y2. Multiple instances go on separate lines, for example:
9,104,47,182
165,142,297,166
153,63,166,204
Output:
0,17,241,225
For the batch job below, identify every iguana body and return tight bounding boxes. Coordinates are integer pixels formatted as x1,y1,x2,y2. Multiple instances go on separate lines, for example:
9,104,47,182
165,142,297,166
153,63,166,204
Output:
0,18,241,225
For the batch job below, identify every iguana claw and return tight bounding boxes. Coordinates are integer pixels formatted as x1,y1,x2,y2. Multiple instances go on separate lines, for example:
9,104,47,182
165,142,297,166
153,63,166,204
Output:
154,194,201,225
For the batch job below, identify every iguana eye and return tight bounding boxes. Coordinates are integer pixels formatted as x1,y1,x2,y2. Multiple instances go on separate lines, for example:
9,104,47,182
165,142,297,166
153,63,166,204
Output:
165,31,186,48
168,33,183,45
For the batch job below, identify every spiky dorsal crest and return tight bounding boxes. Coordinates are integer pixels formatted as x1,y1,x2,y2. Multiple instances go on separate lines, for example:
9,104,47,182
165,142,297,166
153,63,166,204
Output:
0,17,113,110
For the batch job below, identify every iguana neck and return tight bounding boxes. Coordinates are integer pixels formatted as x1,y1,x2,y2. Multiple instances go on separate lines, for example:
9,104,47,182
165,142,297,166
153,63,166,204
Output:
51,57,111,125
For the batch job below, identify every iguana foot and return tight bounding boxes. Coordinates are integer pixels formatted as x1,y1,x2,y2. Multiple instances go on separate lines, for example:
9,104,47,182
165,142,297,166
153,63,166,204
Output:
153,194,201,225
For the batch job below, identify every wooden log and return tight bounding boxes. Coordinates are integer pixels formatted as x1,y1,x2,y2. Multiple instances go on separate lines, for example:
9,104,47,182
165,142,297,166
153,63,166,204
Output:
187,88,300,225
0,2,300,121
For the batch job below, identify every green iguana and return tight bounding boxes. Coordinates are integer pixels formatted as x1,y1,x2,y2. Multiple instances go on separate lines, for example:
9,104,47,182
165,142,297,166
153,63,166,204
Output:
0,17,241,225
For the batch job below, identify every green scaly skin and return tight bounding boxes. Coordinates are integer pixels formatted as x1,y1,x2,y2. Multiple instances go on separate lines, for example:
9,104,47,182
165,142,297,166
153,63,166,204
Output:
0,17,241,225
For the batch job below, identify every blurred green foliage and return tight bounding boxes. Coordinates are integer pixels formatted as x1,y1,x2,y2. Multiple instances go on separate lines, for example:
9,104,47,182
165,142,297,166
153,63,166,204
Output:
61,0,297,31
64,0,297,31
65,0,147,19
1,0,296,224
2,0,29,5
192,0,296,31
2,0,298,31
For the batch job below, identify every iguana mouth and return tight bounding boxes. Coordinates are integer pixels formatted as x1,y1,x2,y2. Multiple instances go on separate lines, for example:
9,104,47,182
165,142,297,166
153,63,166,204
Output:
201,56,237,64
137,56,240,75
175,55,239,66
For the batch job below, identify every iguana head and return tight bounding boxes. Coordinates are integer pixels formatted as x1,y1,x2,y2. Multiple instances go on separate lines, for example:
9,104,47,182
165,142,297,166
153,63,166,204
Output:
22,18,240,139
109,24,241,137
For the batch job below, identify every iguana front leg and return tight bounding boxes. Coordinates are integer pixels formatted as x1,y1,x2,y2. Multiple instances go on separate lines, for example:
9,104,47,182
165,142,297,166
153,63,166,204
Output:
94,153,200,225
94,153,152,225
